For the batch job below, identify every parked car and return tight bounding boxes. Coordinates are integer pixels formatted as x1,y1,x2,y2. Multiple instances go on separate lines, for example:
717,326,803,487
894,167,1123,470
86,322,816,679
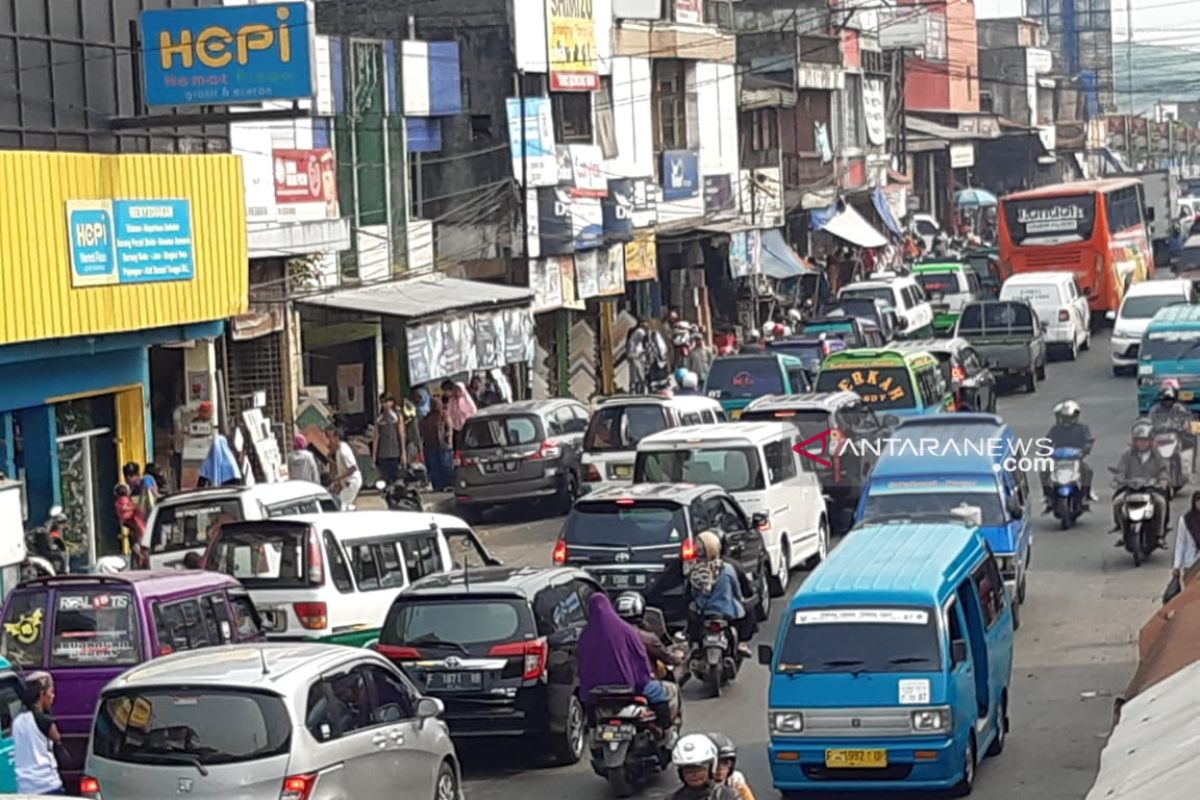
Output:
1109,278,1196,375
375,566,598,764
955,300,1047,393
911,261,984,335
581,394,724,491
203,510,499,647
554,483,771,625
839,273,935,338
454,399,591,521
818,297,899,342
999,271,1091,360
795,316,885,349
144,481,335,570
82,643,461,800
703,353,811,418
0,571,266,790
897,338,998,413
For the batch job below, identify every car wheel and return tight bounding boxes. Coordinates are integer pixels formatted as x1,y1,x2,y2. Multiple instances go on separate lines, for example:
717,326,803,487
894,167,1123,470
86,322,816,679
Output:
767,542,789,598
986,696,1009,757
951,735,977,797
434,761,459,800
1112,365,1125,378
1081,330,1091,351
1067,339,1079,361
548,694,586,765
456,503,482,525
756,559,771,621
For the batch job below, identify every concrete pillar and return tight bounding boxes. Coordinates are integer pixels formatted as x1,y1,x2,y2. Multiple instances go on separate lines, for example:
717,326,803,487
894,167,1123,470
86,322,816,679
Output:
16,406,59,522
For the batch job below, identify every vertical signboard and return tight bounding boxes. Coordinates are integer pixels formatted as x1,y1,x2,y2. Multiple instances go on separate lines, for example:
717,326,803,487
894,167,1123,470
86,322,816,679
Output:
546,0,599,91
506,96,558,186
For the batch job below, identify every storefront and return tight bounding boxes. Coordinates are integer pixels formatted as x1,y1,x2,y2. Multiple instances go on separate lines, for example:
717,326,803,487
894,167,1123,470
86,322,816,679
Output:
0,151,247,564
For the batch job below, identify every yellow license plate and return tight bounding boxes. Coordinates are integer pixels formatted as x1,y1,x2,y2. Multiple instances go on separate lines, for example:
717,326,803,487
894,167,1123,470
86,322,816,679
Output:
825,749,888,769
613,464,633,479
1181,390,1195,401
730,409,742,419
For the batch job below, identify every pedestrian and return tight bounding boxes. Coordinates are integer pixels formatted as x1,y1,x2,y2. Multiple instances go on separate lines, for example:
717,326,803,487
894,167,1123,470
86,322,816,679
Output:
326,426,362,509
468,376,485,407
1173,490,1200,586
372,394,406,484
686,332,712,382
420,396,454,491
288,434,321,484
442,380,478,451
143,463,165,500
114,484,146,565
480,376,504,407
402,395,423,467
13,671,64,795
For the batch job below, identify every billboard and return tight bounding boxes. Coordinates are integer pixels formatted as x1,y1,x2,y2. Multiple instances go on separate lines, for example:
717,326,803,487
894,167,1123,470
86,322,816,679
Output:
506,97,558,187
273,149,339,221
547,0,599,91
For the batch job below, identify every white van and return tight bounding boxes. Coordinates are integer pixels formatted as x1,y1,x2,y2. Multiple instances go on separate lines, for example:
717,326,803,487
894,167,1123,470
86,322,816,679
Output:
840,273,934,338
144,481,335,570
582,394,725,491
633,422,829,596
999,271,1091,359
1110,278,1197,375
202,510,499,643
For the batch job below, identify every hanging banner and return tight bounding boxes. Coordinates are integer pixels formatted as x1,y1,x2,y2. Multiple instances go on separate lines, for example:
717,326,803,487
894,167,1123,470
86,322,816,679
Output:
502,307,536,363
600,244,627,296
538,187,575,255
438,316,478,377
624,231,658,282
575,248,601,299
729,231,751,279
631,178,659,228
506,97,558,187
406,322,441,385
546,0,599,91
474,312,504,369
864,78,886,147
603,178,636,242
560,255,585,310
572,196,604,251
569,144,607,197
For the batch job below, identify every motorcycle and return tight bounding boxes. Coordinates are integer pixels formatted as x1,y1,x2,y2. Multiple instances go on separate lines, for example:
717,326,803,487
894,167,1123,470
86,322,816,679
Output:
1110,473,1168,567
688,616,742,698
1152,427,1189,496
374,463,428,511
21,505,68,580
1050,447,1087,530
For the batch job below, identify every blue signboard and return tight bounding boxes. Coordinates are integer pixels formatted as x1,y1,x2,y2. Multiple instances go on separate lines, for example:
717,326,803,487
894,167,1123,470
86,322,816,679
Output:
661,150,699,200
140,2,314,106
67,202,117,287
67,199,194,286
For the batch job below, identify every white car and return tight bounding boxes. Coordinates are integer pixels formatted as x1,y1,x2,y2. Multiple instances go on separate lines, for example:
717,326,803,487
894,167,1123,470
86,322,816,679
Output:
634,422,830,596
1110,278,1197,375
911,212,942,251
999,271,1091,359
840,273,934,338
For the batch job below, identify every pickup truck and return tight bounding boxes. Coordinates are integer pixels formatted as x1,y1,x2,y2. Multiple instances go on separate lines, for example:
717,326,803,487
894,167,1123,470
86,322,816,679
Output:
953,300,1047,393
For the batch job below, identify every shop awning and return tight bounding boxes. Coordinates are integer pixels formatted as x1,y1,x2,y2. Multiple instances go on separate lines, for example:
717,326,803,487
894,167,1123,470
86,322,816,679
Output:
872,188,904,236
298,274,533,321
760,229,816,279
810,203,889,249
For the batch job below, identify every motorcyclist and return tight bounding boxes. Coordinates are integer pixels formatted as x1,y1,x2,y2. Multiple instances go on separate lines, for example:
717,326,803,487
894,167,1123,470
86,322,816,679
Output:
1149,379,1196,478
670,734,741,800
706,732,755,800
614,592,682,673
1041,400,1096,506
687,531,755,657
738,328,766,353
578,593,673,730
1111,420,1171,547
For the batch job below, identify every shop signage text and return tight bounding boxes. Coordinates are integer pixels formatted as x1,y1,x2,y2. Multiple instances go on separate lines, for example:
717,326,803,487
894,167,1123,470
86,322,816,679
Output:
603,179,636,242
140,2,314,106
506,96,558,187
674,0,702,24
662,150,699,200
68,199,195,287
546,0,599,91
273,149,339,221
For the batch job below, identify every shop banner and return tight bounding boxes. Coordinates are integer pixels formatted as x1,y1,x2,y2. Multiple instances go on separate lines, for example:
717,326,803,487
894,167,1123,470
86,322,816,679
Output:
575,248,601,299
530,256,566,312
624,231,658,282
547,0,600,91
537,187,575,255
273,149,339,221
67,198,195,288
631,178,659,228
662,150,700,200
599,244,627,296
506,97,558,187
704,174,736,218
572,196,604,251
560,255,585,309
569,144,607,197
674,0,702,24
503,307,536,363
406,322,441,385
864,78,886,146
440,316,478,376
474,312,505,369
603,178,636,242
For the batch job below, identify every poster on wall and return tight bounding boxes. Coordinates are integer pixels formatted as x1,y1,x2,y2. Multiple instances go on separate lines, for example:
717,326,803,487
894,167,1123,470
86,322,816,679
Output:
863,78,887,147
474,312,505,369
603,179,636,242
530,257,565,312
661,151,700,200
569,145,607,197
336,364,365,414
624,231,658,282
502,307,536,363
546,0,600,91
273,149,339,221
538,187,575,255
407,323,437,385
558,255,586,310
673,0,702,24
438,317,477,377
506,97,558,186
729,231,751,279
575,249,601,299
599,245,627,296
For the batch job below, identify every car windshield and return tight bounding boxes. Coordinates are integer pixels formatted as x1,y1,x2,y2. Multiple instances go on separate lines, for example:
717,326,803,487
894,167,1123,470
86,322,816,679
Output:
705,358,784,399
382,598,533,649
778,606,941,673
841,287,894,307
563,501,689,547
462,415,542,449
1121,295,1182,320
150,499,243,555
92,688,291,766
51,589,141,667
636,448,765,492
1142,334,1200,361
815,367,916,410
206,525,316,589
916,272,965,296
863,490,1006,527
585,405,669,452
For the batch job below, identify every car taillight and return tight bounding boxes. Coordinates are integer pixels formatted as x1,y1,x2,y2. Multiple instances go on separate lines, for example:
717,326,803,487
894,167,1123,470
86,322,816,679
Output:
454,450,475,468
530,439,562,460
376,643,422,661
707,620,724,633
754,514,771,531
280,773,317,800
584,463,602,482
681,537,697,561
293,602,328,630
490,637,548,680
552,538,569,564
80,776,102,799
306,527,324,586
1058,309,1069,322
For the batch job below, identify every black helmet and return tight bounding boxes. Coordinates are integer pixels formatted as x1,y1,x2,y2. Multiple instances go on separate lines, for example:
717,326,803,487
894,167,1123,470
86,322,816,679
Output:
613,592,645,624
706,731,737,765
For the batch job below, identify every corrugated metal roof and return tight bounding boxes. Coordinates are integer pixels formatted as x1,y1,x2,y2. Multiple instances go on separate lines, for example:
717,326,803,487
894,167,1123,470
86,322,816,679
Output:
297,274,533,321
1086,660,1200,800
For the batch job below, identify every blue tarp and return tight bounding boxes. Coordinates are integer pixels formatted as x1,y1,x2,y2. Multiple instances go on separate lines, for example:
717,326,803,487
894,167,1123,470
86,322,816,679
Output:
760,229,815,279
872,188,903,236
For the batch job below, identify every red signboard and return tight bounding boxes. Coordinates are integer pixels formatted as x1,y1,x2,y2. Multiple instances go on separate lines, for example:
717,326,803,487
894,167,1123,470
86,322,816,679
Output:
273,148,339,220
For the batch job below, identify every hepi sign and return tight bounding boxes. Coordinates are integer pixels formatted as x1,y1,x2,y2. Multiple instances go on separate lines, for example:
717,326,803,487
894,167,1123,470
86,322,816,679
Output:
140,2,314,107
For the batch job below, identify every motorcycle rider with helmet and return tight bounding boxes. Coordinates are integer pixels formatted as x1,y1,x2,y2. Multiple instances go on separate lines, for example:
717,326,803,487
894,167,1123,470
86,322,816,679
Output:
739,328,766,353
1041,400,1096,507
687,531,757,656
670,735,741,800
705,732,755,800
1111,420,1171,547
614,592,682,673
1149,379,1196,480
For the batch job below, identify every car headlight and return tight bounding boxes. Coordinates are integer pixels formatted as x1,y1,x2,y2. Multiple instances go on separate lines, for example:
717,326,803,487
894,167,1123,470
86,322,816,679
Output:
771,712,804,733
911,708,952,732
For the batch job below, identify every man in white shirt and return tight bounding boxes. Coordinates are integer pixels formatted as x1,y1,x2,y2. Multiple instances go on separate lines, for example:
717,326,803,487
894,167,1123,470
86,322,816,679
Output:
327,426,362,509
13,672,63,795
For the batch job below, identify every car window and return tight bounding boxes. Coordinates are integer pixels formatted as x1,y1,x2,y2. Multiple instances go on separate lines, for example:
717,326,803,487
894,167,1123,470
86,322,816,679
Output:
153,596,230,656
702,409,719,424
348,541,407,591
971,556,1007,629
763,440,796,484
207,524,317,589
637,447,765,492
715,496,748,533
462,415,542,448
0,674,23,737
228,591,265,640
585,404,670,451
363,663,418,723
51,589,140,667
324,532,354,593
399,534,445,582
0,590,48,668
265,497,322,516
557,406,589,434
150,498,243,555
680,411,703,425
306,667,374,741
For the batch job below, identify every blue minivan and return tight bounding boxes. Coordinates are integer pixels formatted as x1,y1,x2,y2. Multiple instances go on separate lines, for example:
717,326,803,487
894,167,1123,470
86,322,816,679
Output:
759,521,1014,795
855,414,1033,627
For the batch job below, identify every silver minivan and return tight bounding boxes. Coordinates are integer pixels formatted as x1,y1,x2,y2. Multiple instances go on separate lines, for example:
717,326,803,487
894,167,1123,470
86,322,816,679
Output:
82,644,461,800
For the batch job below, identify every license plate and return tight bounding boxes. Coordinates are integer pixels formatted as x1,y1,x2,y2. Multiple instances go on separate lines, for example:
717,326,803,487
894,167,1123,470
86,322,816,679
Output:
703,634,726,647
825,749,888,769
612,464,633,479
1181,390,1195,401
483,460,520,474
426,671,483,691
730,410,742,419
600,724,636,742
605,573,644,589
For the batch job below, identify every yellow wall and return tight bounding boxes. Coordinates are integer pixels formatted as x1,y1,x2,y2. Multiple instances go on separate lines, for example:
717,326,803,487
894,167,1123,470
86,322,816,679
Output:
0,151,248,346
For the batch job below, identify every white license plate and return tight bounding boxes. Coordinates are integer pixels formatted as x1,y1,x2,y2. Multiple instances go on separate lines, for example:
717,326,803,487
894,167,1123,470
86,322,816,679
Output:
703,634,726,647
600,724,636,742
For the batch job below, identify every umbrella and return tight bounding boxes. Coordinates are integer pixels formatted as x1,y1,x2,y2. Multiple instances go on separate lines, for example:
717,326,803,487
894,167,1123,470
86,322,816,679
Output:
956,188,998,208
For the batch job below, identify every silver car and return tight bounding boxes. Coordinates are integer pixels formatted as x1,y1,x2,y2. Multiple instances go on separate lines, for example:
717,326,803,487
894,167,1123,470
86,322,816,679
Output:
82,644,461,800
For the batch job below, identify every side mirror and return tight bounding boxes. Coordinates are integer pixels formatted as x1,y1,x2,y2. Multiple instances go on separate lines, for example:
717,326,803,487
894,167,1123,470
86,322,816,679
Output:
951,639,968,666
1105,310,1117,321
750,512,770,530
416,696,444,720
757,643,774,666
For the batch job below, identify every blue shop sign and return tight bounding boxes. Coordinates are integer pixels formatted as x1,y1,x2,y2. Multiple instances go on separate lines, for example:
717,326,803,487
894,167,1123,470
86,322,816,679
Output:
140,2,314,106
67,199,195,287
67,202,117,286
661,150,699,200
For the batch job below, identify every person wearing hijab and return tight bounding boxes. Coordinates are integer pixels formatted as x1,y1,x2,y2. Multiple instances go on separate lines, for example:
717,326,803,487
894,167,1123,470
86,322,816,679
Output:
1174,490,1200,586
443,380,478,450
419,397,454,491
198,433,241,488
288,434,321,484
577,593,673,729
687,532,754,656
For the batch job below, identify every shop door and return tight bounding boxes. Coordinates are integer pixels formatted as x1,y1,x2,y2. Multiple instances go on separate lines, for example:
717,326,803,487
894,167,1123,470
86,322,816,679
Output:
56,428,112,571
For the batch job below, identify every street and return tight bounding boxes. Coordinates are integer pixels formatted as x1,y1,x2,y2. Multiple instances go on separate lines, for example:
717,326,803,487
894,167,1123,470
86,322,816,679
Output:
459,333,1165,800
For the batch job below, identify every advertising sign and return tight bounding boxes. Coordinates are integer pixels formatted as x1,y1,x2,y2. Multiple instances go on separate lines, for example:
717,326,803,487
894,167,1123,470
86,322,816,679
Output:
674,0,702,24
864,78,886,146
530,257,566,312
661,150,700,200
600,245,627,296
559,255,585,310
140,2,315,106
273,149,338,221
506,97,558,187
568,144,607,197
704,174,736,218
572,196,604,251
631,178,658,228
624,231,658,282
575,248,601,299
537,187,575,255
68,199,195,287
546,0,599,91
602,178,636,242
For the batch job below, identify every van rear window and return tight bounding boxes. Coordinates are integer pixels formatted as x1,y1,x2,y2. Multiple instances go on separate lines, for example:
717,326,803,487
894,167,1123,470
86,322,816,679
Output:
563,501,688,547
150,499,243,555
585,405,670,452
206,526,316,590
778,606,941,673
705,358,784,399
51,590,140,667
1,590,48,668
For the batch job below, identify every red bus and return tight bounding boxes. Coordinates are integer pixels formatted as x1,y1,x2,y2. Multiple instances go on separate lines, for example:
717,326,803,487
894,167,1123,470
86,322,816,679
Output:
998,178,1154,316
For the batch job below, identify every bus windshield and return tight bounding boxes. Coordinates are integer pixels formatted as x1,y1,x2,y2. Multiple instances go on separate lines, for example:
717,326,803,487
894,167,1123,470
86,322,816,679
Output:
1003,194,1096,245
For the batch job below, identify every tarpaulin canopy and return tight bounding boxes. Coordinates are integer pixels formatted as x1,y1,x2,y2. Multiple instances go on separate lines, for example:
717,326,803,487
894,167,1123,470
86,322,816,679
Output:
760,229,816,279
810,203,889,248
872,187,903,236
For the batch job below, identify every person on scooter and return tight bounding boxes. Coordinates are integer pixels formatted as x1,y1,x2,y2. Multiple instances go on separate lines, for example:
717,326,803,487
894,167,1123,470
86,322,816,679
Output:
738,328,765,353
706,732,755,800
614,592,682,670
578,593,674,731
1112,420,1171,547
687,532,755,657
670,734,741,800
1149,379,1196,481
1041,400,1096,507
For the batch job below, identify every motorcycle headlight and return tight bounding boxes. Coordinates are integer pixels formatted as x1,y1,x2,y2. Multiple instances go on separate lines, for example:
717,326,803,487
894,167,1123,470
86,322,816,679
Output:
911,707,952,732
771,712,804,733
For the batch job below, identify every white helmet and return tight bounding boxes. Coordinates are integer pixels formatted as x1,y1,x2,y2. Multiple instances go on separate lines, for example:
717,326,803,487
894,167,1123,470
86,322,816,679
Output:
672,733,719,773
682,372,699,390
1053,400,1081,424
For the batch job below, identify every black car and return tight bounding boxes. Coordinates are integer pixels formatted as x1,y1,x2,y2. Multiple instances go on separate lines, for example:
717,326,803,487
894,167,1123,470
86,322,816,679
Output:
555,483,771,626
376,565,599,764
818,298,899,342
897,338,998,413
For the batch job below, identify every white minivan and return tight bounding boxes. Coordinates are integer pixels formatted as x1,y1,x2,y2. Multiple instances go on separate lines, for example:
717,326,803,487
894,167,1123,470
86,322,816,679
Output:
999,271,1091,359
202,510,499,643
1110,278,1197,375
840,273,934,338
633,422,829,596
